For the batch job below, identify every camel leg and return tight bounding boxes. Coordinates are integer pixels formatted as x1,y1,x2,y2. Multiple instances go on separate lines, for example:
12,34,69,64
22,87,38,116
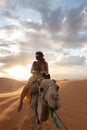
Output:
30,107,38,130
30,95,39,130
38,122,42,130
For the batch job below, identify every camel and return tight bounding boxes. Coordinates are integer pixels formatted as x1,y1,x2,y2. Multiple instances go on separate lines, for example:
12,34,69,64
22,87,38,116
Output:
30,79,60,130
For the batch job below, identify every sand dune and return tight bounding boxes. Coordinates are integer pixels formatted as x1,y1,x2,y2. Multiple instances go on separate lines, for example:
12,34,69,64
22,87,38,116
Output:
0,78,87,130
0,77,24,93
58,79,87,130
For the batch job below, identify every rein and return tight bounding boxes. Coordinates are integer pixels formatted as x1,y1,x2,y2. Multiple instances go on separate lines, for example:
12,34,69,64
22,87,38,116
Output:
49,108,68,130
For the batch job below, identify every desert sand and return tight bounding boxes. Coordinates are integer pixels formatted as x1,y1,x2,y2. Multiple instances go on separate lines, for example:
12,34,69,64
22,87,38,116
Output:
0,77,87,130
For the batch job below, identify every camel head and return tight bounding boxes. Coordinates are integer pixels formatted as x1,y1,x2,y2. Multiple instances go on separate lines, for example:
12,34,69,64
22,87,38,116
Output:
40,79,60,110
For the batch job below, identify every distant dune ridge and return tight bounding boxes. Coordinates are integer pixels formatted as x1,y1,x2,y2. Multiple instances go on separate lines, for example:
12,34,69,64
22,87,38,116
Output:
0,78,87,130
0,77,24,93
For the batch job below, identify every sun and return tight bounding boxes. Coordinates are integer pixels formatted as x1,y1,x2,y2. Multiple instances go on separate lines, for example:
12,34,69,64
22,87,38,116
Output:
5,66,31,80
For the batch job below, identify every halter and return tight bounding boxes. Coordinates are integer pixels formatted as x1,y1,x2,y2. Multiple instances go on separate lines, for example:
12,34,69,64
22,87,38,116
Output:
39,84,57,107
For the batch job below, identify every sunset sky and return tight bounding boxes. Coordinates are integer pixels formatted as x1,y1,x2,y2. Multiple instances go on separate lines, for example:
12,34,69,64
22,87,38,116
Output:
0,0,87,80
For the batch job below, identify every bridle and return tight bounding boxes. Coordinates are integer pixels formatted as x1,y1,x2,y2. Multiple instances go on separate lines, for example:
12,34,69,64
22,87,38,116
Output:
39,84,57,107
39,85,50,106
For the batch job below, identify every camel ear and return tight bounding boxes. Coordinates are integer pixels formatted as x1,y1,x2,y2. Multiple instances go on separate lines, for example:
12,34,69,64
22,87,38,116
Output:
52,79,56,83
56,85,60,90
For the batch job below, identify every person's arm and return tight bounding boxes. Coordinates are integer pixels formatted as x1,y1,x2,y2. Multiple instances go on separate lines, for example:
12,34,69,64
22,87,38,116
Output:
31,62,34,73
45,62,49,74
31,62,36,74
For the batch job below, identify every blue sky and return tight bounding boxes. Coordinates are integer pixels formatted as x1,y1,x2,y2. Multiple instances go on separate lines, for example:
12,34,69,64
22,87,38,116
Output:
0,0,87,80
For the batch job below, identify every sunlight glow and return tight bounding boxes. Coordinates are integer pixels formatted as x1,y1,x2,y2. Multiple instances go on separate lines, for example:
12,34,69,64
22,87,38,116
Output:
5,66,31,80
9,45,20,54
9,30,25,41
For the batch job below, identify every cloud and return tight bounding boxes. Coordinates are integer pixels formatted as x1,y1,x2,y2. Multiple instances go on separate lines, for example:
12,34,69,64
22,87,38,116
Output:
1,0,87,49
0,0,10,7
0,52,32,69
20,0,63,33
57,55,86,66
22,20,44,31
1,9,15,18
0,0,87,79
0,0,19,10
65,4,84,35
19,0,87,49
46,7,63,33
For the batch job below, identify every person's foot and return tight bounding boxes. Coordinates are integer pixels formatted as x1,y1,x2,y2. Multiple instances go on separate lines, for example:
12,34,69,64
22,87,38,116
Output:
17,105,22,112
17,101,23,112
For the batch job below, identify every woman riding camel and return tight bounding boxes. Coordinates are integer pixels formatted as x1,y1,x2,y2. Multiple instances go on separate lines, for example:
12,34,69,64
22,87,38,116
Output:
17,51,50,111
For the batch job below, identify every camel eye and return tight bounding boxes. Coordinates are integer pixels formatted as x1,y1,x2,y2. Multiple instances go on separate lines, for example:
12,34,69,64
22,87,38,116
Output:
56,86,59,91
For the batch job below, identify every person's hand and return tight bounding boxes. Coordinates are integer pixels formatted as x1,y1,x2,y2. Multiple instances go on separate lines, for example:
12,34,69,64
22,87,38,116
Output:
32,70,36,74
40,71,46,75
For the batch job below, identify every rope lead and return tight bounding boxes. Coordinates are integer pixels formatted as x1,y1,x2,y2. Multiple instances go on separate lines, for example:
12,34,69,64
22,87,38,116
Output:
49,108,62,130
52,116,62,130
49,108,68,130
